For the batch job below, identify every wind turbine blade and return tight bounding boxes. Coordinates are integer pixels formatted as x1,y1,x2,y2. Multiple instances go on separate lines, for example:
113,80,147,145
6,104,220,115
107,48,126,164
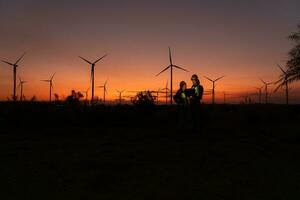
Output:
277,64,287,74
155,65,170,77
274,81,285,92
259,77,266,84
255,86,263,90
41,80,50,82
2,60,14,66
169,47,172,65
274,77,284,85
93,54,107,64
203,75,213,82
173,65,189,72
78,56,92,64
50,72,56,80
269,81,276,85
14,52,26,65
214,76,225,82
104,79,108,86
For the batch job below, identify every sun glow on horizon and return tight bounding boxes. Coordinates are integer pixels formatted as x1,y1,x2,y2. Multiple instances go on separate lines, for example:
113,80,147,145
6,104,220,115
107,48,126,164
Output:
0,0,299,104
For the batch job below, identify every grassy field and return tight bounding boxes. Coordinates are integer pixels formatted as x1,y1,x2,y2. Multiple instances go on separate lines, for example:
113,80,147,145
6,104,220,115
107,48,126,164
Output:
1,102,300,199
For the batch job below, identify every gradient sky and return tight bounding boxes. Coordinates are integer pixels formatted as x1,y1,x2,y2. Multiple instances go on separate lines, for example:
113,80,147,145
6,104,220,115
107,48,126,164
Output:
0,0,300,103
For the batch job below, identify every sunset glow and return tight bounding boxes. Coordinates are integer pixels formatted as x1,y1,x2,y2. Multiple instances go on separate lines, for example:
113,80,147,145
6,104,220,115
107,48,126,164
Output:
1,0,299,103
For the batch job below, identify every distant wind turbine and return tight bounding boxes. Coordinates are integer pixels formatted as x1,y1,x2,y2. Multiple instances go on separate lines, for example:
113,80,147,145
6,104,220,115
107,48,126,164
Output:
41,72,56,102
18,77,27,101
160,80,169,104
254,86,263,104
2,53,26,100
274,64,289,105
156,88,161,103
203,75,225,104
78,54,107,103
98,79,108,103
156,48,188,104
259,78,274,104
116,90,125,104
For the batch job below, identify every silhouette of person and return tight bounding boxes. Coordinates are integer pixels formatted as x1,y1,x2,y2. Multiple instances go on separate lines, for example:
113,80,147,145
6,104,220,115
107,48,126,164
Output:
174,81,189,105
174,81,190,129
189,74,204,131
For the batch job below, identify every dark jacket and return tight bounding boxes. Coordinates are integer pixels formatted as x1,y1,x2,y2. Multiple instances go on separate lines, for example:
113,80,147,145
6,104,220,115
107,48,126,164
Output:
174,89,189,105
190,84,203,105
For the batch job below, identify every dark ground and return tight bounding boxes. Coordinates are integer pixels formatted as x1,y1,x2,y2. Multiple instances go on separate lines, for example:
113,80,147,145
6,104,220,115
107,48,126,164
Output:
1,102,300,199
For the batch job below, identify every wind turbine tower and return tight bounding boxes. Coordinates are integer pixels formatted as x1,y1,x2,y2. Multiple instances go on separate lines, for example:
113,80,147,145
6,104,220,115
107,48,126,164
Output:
156,48,188,104
79,54,107,103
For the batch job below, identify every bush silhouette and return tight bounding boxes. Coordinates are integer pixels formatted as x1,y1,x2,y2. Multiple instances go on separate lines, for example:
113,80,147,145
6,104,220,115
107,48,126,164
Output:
132,91,155,107
66,90,84,105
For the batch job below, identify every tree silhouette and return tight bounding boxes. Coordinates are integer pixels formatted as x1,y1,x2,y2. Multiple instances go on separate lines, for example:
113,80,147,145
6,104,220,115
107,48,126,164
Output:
66,90,84,105
132,91,155,106
54,93,60,101
285,23,300,83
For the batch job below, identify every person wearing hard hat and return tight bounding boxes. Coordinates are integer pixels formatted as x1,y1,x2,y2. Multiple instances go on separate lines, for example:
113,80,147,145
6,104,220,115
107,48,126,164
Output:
174,81,190,129
174,81,189,105
189,74,204,131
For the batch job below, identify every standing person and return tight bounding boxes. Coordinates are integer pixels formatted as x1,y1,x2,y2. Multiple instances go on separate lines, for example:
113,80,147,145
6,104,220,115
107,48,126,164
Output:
174,81,190,129
189,74,204,131
174,81,189,105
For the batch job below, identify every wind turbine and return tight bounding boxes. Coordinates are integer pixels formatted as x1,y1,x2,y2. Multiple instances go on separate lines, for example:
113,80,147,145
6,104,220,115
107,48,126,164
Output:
156,88,161,103
254,86,263,104
2,53,26,100
116,90,125,104
160,80,170,104
259,78,274,104
203,75,225,104
18,77,27,101
78,54,107,103
41,72,56,102
98,79,108,103
274,64,289,105
156,48,188,104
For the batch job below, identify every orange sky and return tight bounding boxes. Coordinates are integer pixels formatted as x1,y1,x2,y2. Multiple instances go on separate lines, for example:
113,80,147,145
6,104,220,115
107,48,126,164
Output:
0,0,299,103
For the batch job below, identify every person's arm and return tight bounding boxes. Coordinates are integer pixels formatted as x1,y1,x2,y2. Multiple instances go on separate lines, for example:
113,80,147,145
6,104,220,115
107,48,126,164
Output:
199,85,204,100
173,90,181,104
